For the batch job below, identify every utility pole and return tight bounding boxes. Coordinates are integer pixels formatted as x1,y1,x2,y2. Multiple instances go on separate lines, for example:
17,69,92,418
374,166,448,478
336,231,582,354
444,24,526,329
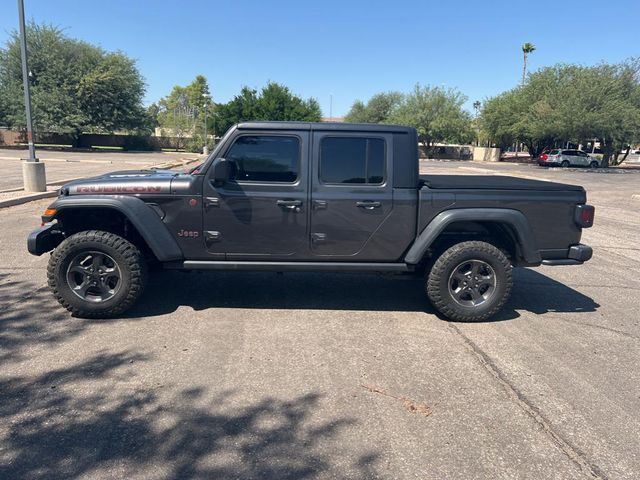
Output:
18,0,46,191
329,94,333,121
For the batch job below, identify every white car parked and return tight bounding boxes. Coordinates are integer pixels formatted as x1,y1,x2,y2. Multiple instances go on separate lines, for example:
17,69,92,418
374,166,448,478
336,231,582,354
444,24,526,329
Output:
538,149,601,168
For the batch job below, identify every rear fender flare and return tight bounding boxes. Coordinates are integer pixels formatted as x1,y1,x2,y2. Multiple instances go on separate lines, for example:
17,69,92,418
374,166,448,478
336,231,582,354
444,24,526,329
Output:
48,195,183,262
405,208,541,265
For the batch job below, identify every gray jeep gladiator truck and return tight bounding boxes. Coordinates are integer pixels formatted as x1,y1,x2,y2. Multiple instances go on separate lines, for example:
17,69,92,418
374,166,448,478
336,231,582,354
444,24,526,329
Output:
27,122,595,321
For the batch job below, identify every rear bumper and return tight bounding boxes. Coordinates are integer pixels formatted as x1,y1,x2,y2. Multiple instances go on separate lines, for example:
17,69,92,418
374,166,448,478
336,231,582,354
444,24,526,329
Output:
541,244,593,265
27,223,63,256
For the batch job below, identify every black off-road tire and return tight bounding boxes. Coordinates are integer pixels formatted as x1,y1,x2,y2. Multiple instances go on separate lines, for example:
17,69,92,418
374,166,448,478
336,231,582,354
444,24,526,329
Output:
426,241,512,322
47,230,147,318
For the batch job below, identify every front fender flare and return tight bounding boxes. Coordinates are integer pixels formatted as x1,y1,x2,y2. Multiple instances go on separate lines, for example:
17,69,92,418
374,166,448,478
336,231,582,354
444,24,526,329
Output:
48,195,183,262
404,208,541,265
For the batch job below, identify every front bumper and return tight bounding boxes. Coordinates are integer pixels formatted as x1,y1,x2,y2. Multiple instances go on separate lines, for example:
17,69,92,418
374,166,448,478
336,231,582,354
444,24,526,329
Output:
541,244,593,265
27,223,63,256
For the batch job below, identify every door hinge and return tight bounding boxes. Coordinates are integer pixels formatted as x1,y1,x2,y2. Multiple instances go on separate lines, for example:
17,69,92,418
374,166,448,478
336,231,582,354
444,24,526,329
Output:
311,233,326,243
312,200,327,210
205,197,220,208
205,230,222,243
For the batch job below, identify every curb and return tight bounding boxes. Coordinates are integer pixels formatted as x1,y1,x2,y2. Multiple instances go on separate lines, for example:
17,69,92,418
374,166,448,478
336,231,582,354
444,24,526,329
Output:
0,189,58,208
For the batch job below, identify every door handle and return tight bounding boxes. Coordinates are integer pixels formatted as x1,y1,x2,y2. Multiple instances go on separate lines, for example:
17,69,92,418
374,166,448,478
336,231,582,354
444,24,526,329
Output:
277,199,302,210
356,201,381,210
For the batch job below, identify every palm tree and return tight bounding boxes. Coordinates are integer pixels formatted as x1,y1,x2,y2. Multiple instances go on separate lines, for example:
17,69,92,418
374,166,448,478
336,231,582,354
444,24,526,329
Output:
472,100,481,117
521,43,536,85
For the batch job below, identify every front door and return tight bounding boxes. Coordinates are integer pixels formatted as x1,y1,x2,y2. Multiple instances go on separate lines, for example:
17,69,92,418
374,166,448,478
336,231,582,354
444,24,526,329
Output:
202,131,309,259
310,132,393,259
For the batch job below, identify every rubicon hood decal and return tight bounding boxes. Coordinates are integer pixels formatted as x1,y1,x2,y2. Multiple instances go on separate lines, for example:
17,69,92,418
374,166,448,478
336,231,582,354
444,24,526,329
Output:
65,169,176,195
74,185,166,194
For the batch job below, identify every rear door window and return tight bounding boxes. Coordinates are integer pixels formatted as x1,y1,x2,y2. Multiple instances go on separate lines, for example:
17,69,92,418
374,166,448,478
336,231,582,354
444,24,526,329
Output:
320,137,385,184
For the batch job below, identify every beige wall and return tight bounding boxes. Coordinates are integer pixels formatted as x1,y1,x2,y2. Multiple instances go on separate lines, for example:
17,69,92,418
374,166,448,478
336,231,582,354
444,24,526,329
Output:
473,147,501,162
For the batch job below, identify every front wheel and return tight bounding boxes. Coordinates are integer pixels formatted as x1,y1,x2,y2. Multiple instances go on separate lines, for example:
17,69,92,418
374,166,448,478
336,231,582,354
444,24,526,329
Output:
426,241,513,322
47,230,147,318
589,160,599,169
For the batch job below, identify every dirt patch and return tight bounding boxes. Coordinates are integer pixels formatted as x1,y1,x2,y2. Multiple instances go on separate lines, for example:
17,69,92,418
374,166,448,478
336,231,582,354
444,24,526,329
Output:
361,384,432,417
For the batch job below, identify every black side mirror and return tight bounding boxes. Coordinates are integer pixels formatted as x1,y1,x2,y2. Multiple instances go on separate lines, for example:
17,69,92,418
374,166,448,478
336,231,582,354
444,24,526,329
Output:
212,158,233,186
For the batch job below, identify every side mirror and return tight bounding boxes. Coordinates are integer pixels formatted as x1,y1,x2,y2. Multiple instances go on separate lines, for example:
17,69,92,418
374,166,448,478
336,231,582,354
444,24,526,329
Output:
212,158,233,186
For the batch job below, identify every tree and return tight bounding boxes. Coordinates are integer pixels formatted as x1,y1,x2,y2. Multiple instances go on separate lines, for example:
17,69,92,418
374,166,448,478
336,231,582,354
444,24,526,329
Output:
344,92,404,123
472,101,481,117
215,82,321,134
522,43,536,85
388,84,474,147
481,60,640,163
156,75,214,148
0,22,147,144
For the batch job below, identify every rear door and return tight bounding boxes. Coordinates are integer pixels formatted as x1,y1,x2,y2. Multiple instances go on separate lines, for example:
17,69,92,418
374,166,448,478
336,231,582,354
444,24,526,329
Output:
309,131,393,259
575,150,589,166
564,150,581,166
202,131,309,259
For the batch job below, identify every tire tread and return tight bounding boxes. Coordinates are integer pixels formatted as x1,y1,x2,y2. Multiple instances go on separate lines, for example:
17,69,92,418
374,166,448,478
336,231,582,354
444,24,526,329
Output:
47,230,146,318
427,240,512,322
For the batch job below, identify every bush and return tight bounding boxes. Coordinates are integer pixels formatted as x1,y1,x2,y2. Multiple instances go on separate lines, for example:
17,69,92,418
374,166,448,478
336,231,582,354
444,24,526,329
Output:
185,135,216,154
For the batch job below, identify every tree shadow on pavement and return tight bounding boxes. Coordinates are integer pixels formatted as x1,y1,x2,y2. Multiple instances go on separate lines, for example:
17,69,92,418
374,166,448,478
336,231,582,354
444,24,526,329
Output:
127,268,599,321
0,272,90,364
0,350,378,479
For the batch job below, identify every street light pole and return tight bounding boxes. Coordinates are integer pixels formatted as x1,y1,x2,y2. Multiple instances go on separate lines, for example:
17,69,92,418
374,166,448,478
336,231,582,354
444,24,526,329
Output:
203,102,208,155
17,0,46,191
329,94,333,121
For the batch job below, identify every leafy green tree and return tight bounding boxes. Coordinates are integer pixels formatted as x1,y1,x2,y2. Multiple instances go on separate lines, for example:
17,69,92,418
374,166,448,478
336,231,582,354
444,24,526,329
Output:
388,84,474,147
481,60,640,163
0,22,147,144
214,86,260,135
215,82,321,134
156,75,213,147
344,91,404,123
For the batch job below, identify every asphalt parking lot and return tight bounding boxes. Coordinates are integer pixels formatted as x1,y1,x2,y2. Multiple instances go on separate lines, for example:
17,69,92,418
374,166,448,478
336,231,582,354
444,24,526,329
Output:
0,148,198,191
1,160,639,479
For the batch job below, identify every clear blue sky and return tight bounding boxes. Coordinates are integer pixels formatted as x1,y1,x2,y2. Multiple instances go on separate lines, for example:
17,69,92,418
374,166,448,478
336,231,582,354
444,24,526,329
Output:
1,0,638,116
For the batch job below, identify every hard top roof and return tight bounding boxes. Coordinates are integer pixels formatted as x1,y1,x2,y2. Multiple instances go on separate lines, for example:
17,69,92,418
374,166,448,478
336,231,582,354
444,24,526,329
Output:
236,121,414,134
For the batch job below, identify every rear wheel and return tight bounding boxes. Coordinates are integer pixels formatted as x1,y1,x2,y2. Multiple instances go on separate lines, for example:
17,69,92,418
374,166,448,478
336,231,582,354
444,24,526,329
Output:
561,160,570,168
426,241,512,322
47,230,147,318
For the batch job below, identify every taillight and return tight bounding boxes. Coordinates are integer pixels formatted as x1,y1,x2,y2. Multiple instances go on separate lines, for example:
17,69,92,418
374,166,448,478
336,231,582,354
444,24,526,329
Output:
575,204,595,228
540,153,548,161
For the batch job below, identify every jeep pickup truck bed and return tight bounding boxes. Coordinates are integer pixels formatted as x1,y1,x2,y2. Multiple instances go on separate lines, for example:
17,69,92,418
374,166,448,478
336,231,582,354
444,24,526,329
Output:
27,121,594,321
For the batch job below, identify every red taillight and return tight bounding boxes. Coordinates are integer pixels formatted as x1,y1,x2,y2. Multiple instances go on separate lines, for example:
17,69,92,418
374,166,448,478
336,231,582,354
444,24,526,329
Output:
540,153,548,161
575,205,595,228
